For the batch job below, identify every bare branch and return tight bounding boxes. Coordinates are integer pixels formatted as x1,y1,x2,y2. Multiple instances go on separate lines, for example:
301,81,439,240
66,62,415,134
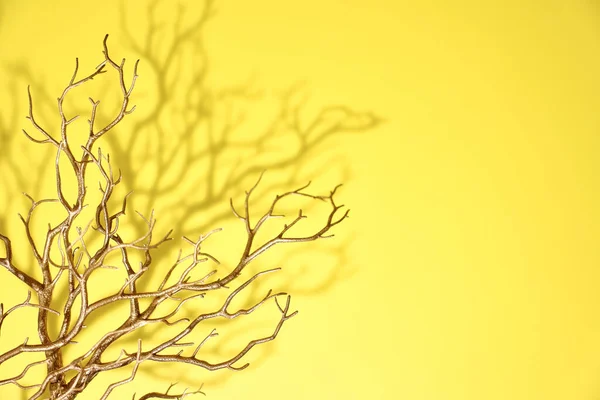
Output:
0,232,43,291
0,359,49,390
0,6,358,398
0,291,59,334
136,383,205,400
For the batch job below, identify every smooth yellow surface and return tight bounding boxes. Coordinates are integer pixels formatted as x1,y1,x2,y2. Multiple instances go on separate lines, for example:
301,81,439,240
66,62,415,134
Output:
1,0,600,399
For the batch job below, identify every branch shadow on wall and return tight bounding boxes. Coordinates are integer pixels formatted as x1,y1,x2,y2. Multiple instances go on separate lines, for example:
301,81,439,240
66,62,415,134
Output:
0,0,380,396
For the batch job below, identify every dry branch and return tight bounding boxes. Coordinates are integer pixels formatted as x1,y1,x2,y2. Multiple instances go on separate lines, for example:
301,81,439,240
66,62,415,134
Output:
0,34,350,400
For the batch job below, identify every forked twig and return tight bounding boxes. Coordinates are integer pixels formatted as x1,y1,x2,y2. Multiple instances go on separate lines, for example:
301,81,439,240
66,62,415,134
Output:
0,31,350,400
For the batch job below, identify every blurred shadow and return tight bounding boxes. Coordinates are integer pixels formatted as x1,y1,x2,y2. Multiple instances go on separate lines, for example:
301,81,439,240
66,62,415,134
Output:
112,3,374,393
104,1,378,391
0,0,380,397
0,66,54,284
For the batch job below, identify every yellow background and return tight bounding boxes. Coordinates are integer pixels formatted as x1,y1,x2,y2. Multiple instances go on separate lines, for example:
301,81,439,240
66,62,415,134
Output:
1,0,600,399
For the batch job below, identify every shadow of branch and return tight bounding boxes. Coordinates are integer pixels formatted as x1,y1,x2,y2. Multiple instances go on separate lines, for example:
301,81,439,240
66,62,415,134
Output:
0,0,380,397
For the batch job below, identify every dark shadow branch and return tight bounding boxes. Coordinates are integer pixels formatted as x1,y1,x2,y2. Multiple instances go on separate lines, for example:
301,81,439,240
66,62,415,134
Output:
106,0,379,235
0,0,379,397
0,35,351,400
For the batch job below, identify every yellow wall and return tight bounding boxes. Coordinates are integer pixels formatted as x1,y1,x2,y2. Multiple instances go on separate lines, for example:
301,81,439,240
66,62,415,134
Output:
1,0,600,399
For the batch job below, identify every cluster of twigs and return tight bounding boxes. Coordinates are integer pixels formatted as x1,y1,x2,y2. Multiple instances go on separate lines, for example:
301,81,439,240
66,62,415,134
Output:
108,0,379,233
0,35,348,399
